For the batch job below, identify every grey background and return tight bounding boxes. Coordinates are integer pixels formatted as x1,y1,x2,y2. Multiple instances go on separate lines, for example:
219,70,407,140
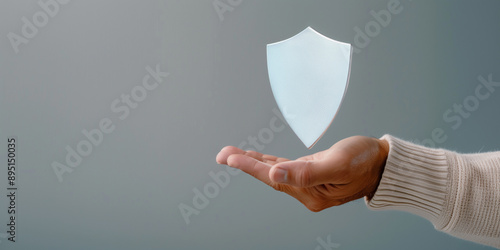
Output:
1,0,499,249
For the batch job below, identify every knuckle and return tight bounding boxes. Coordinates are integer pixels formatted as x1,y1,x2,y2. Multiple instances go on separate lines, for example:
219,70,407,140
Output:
226,155,239,168
271,184,289,193
222,145,235,152
305,199,327,212
297,161,313,187
245,150,258,156
306,203,324,213
304,197,345,212
271,184,283,192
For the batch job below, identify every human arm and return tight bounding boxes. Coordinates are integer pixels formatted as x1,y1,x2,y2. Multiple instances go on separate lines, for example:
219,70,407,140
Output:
367,135,500,248
216,135,389,211
216,134,500,248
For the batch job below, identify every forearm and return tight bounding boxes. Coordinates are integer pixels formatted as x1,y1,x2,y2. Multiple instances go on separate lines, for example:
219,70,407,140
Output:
366,135,500,248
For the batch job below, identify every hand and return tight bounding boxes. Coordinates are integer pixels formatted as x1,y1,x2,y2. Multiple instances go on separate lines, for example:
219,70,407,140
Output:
216,136,389,212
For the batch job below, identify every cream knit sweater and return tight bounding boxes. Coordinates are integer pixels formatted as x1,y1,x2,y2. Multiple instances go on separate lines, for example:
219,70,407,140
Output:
366,135,500,248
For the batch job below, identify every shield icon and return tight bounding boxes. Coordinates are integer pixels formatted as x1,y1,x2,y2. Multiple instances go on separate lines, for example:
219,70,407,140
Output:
266,27,352,149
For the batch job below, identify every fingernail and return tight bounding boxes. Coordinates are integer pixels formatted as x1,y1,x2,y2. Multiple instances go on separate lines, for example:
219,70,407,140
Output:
273,168,288,183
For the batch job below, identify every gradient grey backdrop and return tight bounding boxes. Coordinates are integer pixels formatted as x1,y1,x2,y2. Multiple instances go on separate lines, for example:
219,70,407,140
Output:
1,0,499,249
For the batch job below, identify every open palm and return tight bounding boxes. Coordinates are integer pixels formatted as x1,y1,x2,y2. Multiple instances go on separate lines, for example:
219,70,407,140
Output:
216,136,389,212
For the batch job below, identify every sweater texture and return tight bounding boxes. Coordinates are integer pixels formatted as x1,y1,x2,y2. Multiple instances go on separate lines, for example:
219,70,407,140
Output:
366,135,500,248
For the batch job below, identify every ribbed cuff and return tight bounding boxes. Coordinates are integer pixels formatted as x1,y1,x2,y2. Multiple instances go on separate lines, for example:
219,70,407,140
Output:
365,135,450,224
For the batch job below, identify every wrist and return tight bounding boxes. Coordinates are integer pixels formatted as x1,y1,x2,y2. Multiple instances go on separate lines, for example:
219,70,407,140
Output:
377,138,389,165
365,135,449,224
367,138,389,199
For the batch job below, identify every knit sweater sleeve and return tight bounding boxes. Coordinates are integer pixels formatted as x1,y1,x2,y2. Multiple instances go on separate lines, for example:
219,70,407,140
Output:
365,134,500,248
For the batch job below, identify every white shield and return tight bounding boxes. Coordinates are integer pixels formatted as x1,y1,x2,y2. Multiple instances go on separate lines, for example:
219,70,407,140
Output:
267,27,352,149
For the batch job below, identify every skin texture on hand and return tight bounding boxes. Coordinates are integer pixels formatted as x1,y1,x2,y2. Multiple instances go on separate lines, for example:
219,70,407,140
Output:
216,136,389,212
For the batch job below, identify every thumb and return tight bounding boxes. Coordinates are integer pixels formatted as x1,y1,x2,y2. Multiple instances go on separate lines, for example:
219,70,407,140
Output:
269,160,339,187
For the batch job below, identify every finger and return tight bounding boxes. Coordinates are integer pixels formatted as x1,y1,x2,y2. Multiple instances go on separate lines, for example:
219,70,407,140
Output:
226,154,273,186
216,146,245,165
262,154,290,164
244,151,289,165
269,159,346,187
217,146,289,165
